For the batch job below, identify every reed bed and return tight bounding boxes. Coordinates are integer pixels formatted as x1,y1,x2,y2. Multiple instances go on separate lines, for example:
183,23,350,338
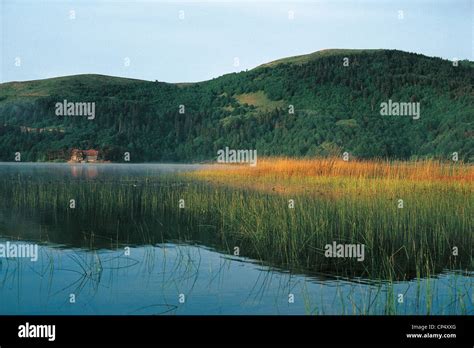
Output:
186,158,473,279
0,158,472,282
195,157,473,181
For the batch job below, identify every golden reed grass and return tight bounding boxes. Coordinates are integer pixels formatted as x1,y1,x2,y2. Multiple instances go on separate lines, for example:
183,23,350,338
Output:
197,157,474,182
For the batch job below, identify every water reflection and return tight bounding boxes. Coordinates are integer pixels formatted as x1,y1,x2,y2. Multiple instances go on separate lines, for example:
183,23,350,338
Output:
70,165,99,179
0,162,205,180
0,240,471,315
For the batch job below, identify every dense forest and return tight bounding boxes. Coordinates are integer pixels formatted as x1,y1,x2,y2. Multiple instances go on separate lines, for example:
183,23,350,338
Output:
0,49,472,162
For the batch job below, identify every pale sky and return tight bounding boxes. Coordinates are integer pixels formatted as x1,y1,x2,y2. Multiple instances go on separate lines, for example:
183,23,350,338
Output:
1,0,472,83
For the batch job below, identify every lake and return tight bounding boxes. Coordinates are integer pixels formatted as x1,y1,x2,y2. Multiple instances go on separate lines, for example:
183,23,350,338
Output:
0,163,472,315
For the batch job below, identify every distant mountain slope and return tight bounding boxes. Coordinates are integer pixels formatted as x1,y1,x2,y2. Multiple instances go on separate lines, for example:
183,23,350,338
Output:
257,48,381,68
0,49,472,162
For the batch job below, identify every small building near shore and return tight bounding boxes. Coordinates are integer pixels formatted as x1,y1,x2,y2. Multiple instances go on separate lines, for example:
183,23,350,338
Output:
70,149,99,163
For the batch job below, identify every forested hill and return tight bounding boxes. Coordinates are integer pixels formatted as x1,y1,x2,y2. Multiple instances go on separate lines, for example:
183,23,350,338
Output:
0,49,472,162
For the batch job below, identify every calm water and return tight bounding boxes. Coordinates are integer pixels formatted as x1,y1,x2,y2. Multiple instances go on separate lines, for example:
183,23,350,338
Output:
0,163,472,315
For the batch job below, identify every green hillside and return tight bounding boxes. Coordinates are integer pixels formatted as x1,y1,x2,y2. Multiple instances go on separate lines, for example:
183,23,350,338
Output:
0,49,472,162
257,48,380,68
